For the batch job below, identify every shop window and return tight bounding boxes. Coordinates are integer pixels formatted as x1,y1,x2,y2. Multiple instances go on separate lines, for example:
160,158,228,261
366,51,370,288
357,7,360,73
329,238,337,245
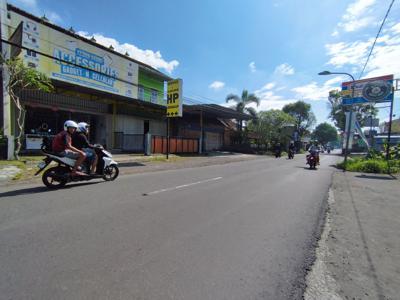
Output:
151,89,158,103
138,85,144,100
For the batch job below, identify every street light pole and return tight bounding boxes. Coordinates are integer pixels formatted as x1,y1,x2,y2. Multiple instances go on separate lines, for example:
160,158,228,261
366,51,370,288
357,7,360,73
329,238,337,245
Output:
318,71,355,171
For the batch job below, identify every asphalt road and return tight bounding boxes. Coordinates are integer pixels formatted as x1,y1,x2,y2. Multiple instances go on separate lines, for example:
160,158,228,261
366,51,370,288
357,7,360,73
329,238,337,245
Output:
0,153,339,300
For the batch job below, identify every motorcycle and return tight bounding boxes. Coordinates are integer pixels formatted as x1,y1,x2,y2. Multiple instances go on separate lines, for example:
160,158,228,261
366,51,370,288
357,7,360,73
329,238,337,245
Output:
306,153,317,169
288,149,295,159
35,137,119,189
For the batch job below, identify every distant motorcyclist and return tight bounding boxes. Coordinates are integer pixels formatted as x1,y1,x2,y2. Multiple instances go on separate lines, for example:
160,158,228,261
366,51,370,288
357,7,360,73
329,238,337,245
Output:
72,122,98,174
288,142,295,159
274,142,282,158
52,120,86,176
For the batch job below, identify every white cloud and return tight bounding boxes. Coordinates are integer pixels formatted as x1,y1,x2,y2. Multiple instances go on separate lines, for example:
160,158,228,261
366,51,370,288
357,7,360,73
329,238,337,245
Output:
331,30,339,37
12,0,63,24
249,61,256,72
262,82,276,90
46,11,63,24
325,40,371,67
253,85,297,111
338,0,376,32
274,63,295,76
292,76,344,101
77,32,179,74
209,81,225,90
325,22,400,78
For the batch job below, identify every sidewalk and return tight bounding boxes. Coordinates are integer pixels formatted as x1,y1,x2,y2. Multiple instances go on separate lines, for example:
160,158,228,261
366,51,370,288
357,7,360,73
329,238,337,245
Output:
305,171,400,300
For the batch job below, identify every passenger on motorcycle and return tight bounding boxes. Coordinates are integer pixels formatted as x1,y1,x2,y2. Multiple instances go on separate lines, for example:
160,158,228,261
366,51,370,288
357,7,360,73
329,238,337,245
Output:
72,122,98,174
52,120,86,176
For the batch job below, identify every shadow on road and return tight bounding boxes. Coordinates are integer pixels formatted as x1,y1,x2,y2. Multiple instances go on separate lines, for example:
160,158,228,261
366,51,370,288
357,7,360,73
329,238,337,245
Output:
356,174,397,180
295,166,318,171
118,162,146,168
0,181,102,198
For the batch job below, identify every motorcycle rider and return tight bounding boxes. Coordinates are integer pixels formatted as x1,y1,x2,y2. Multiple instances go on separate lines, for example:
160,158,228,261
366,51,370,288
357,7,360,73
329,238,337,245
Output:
288,142,295,158
308,143,320,165
72,122,98,174
52,120,86,176
274,142,282,158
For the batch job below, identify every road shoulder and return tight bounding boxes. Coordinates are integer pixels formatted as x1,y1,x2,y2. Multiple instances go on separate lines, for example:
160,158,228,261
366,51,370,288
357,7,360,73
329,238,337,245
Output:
305,171,400,300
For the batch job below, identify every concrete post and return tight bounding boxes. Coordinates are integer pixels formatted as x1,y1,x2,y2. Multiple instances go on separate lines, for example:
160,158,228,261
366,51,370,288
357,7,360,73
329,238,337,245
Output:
144,133,151,156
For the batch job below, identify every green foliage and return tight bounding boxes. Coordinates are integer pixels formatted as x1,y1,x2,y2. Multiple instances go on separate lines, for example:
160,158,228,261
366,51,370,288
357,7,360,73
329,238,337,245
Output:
226,89,260,131
328,90,378,131
282,101,316,138
1,57,53,92
248,109,296,146
1,56,53,159
312,122,338,146
337,147,400,174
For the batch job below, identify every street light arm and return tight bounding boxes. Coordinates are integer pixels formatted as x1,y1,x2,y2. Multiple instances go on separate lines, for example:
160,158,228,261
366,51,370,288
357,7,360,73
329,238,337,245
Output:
318,71,355,82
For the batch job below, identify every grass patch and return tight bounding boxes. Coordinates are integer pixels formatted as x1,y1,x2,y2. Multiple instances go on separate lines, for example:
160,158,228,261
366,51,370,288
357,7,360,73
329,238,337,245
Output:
337,157,400,174
143,155,183,163
0,156,46,181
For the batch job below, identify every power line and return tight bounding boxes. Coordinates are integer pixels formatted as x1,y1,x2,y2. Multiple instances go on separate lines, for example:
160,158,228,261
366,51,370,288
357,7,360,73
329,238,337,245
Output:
358,0,396,79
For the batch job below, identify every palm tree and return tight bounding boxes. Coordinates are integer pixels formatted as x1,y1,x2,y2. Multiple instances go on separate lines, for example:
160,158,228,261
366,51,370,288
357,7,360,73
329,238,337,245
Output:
226,89,259,130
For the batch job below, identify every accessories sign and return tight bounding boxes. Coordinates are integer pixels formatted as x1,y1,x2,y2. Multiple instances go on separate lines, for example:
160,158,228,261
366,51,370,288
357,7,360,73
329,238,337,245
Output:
11,13,139,99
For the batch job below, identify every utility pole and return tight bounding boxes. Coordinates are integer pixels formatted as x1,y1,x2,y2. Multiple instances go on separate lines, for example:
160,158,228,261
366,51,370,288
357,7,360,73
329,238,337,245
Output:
319,71,355,171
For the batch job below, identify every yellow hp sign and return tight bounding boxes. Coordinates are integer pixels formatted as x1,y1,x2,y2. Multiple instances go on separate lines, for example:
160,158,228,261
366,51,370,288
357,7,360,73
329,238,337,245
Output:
167,79,183,117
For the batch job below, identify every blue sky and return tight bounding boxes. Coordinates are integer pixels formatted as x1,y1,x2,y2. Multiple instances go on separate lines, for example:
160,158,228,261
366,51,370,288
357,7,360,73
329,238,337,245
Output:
9,0,400,126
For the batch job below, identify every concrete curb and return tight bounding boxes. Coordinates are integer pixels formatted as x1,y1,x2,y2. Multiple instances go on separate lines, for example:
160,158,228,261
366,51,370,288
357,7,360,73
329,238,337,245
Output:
304,189,343,300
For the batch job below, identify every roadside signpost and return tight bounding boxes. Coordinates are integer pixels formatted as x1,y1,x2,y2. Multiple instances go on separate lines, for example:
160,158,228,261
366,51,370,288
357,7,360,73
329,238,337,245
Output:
167,79,183,117
166,79,183,158
341,74,395,164
341,75,394,106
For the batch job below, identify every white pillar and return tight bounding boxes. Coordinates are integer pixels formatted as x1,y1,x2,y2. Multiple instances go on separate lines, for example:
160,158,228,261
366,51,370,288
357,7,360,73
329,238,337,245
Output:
0,0,14,159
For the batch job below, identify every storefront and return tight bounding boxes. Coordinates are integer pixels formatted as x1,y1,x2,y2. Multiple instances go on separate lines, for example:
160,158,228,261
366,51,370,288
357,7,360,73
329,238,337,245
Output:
2,4,171,156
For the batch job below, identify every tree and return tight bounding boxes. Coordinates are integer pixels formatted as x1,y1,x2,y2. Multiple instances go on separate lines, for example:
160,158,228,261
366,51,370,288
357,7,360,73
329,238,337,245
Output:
312,122,338,146
226,89,259,130
328,90,378,132
282,101,316,138
248,109,296,147
1,56,53,159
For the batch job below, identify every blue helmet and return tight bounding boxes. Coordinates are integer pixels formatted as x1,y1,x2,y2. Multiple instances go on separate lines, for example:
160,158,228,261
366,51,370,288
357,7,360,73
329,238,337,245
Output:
77,122,89,134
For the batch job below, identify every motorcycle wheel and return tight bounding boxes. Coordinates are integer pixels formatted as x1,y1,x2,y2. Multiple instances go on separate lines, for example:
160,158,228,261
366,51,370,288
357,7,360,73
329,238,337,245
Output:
103,164,119,181
42,166,68,189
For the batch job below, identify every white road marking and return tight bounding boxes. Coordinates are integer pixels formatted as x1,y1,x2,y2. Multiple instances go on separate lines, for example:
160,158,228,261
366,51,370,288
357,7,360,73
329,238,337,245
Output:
143,177,223,196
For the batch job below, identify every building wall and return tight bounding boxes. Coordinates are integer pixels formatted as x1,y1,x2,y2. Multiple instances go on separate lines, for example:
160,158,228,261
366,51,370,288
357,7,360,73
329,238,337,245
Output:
138,71,165,106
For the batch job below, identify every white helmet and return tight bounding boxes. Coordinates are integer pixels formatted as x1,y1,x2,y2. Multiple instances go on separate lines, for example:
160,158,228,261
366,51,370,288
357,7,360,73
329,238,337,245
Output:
77,122,89,134
64,120,78,131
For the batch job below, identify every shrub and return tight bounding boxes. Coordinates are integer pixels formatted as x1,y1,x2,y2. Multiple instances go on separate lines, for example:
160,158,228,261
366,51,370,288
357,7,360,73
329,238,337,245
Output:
337,157,400,174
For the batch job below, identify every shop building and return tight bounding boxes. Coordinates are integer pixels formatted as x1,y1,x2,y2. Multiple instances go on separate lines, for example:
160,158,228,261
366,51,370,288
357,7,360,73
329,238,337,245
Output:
1,2,170,158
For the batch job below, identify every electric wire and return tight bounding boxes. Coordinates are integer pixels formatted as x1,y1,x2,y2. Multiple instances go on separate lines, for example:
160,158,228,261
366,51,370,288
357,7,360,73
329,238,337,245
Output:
358,0,396,79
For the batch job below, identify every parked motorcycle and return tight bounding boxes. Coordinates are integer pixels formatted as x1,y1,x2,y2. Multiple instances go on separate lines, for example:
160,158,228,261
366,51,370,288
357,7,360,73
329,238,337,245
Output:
36,137,119,189
306,153,317,169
